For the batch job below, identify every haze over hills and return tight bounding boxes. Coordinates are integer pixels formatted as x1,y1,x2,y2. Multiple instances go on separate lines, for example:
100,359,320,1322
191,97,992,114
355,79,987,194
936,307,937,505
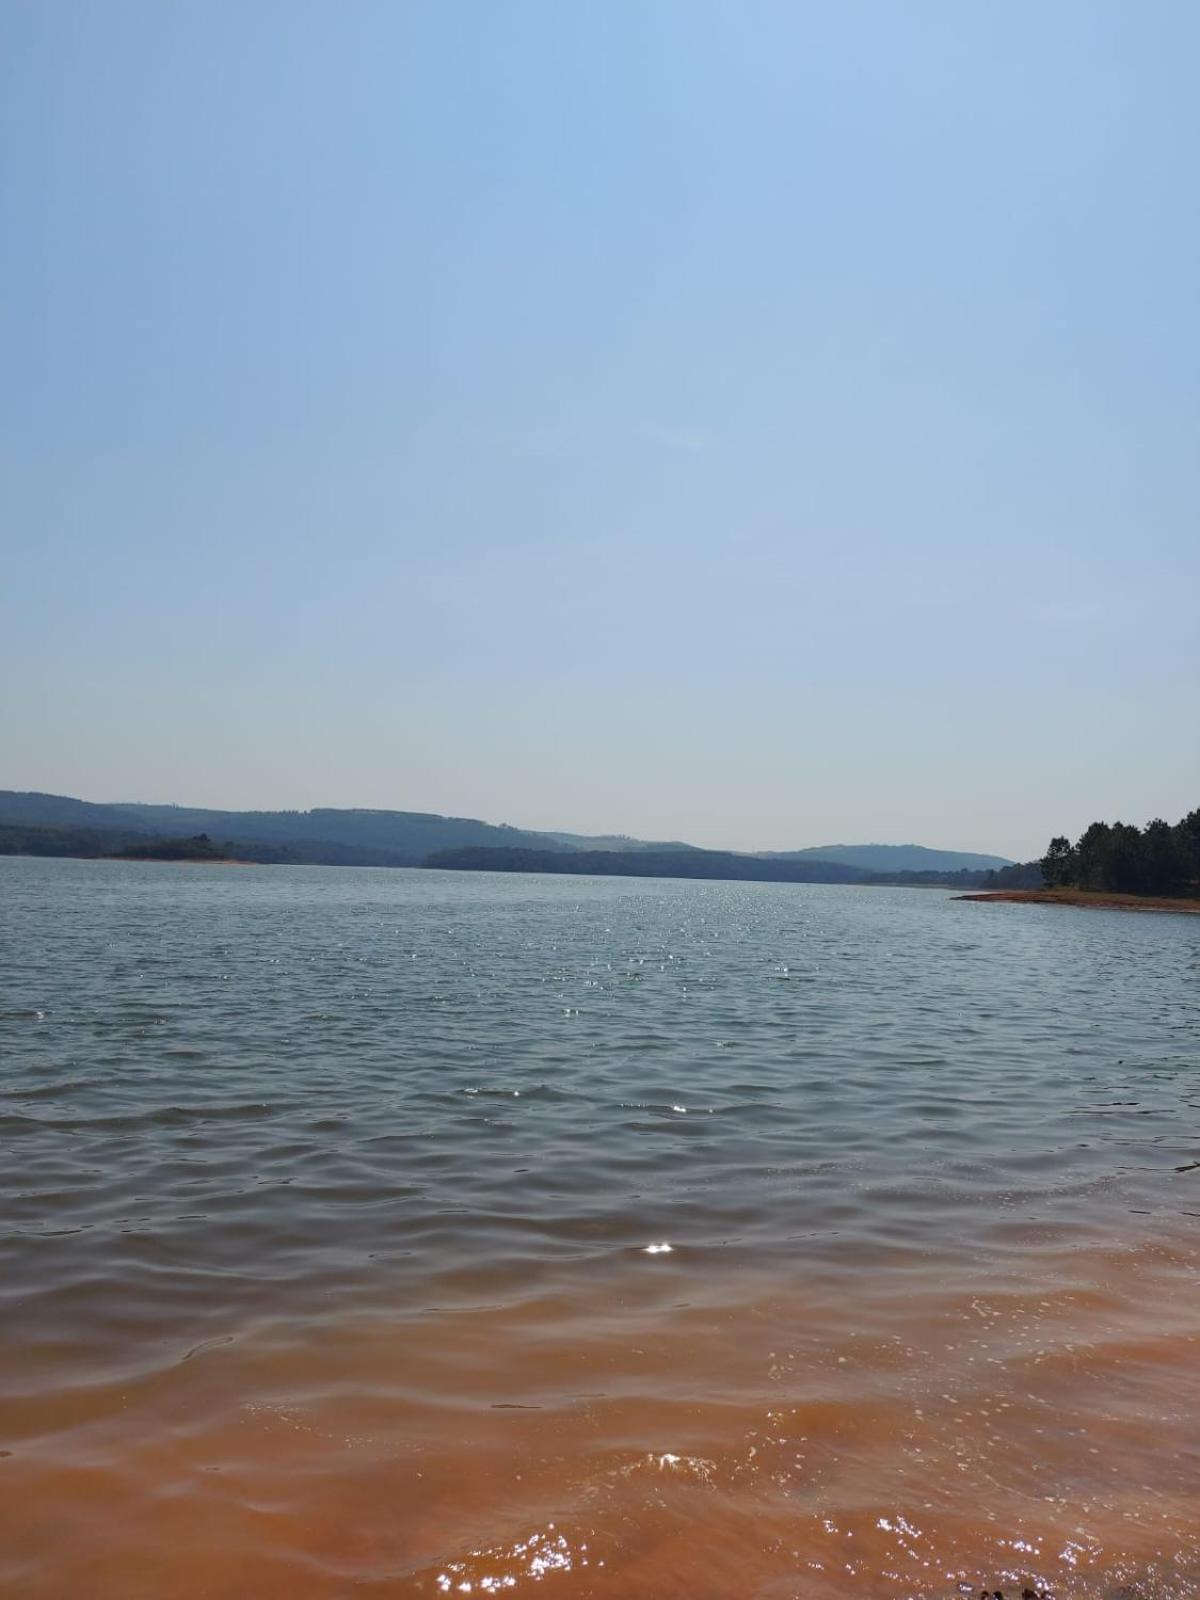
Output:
761,843,1012,874
0,790,1012,873
542,831,700,854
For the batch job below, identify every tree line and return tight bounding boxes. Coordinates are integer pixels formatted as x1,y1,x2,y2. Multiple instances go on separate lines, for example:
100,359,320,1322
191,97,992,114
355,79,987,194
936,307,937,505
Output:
114,833,232,861
0,821,417,867
1041,808,1200,897
425,845,872,884
426,845,1038,889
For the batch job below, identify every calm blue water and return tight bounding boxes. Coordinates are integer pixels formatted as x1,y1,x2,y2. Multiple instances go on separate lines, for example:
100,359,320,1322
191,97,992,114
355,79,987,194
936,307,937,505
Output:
2,858,1198,1599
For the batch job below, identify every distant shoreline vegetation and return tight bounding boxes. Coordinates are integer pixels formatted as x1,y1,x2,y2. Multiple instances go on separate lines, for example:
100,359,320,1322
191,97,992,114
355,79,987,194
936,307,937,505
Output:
0,789,1027,885
1040,808,1200,899
0,788,1049,889
0,820,1040,887
0,819,1037,887
424,844,1041,890
113,833,232,863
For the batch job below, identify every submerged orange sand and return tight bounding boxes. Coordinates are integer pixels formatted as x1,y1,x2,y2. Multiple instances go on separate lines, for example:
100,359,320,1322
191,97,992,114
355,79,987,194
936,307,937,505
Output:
4,1222,1198,1599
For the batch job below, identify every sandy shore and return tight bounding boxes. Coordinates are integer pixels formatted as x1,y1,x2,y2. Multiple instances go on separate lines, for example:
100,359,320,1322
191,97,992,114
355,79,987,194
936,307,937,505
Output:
111,856,257,866
958,887,1200,915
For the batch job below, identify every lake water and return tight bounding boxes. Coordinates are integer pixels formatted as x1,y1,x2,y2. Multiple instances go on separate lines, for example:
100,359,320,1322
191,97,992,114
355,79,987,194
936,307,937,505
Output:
2,857,1199,1599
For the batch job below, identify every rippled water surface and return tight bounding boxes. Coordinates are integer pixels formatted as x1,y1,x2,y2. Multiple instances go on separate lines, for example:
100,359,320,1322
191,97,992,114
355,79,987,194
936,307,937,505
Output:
2,858,1199,1598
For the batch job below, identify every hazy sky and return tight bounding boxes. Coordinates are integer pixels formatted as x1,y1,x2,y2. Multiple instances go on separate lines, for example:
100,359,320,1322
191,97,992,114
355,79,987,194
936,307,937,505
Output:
3,1,1197,859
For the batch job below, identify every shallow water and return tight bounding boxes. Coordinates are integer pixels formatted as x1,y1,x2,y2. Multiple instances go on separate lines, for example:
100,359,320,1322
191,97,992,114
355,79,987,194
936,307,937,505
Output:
1,857,1198,1598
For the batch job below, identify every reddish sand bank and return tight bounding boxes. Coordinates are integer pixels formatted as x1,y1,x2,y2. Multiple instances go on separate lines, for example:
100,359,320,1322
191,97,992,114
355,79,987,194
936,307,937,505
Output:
958,887,1200,915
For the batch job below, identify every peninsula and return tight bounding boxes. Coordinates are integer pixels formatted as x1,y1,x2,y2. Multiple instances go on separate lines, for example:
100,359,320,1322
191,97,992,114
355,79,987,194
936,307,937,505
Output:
113,833,238,864
961,806,1199,915
959,887,1200,916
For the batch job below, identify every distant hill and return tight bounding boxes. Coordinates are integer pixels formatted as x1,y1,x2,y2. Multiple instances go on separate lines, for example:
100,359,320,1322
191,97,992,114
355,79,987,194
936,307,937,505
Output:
0,791,141,834
761,843,1012,873
0,792,1011,874
0,792,563,864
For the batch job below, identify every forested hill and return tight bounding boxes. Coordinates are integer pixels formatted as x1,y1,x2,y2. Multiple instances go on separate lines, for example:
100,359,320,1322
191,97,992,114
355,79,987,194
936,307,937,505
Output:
0,791,561,864
0,790,1012,875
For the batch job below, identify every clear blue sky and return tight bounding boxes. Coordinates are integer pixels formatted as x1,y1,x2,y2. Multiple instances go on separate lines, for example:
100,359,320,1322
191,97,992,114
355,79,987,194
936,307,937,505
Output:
3,1,1197,859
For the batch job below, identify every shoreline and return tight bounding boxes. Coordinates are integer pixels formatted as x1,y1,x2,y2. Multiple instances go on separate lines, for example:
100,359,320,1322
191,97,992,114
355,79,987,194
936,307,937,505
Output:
0,853,254,867
958,887,1200,915
113,857,253,866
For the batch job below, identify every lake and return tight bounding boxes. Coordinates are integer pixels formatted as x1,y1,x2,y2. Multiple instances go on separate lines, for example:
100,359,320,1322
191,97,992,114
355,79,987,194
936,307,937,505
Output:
2,857,1198,1598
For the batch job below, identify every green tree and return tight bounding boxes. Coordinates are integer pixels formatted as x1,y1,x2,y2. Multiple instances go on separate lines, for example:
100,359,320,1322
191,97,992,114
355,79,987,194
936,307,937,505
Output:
1175,809,1200,888
1141,818,1189,895
1040,835,1076,887
1074,821,1113,890
1104,822,1145,893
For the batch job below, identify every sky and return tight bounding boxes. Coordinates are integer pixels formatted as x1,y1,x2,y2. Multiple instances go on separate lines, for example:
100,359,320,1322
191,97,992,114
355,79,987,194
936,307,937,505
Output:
2,1,1197,860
